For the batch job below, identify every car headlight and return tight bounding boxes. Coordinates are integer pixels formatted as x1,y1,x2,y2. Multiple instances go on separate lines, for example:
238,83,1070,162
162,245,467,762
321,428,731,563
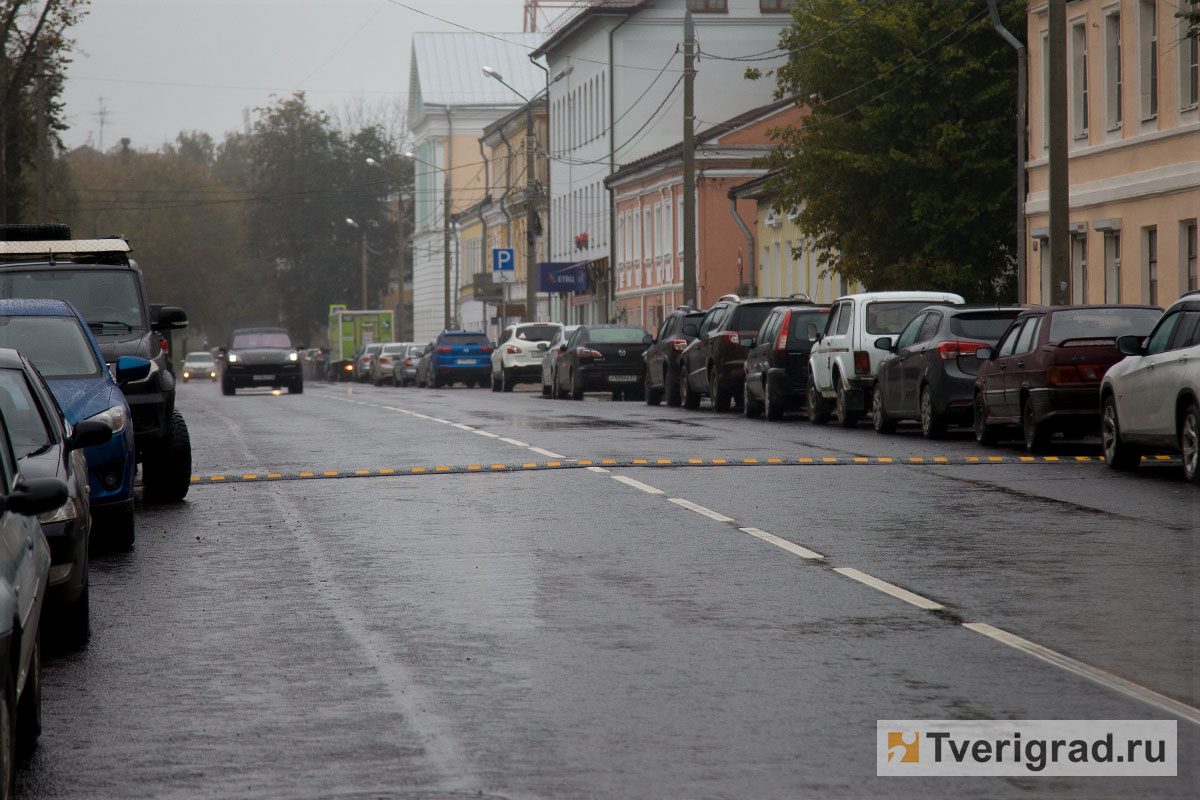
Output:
84,404,128,435
227,353,239,363
40,494,84,524
288,352,299,362
182,370,190,378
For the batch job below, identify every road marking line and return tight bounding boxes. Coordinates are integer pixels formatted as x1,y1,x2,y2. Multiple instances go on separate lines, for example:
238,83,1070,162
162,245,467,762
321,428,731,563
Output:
411,413,431,419
431,418,452,424
529,447,564,458
832,567,944,611
474,431,501,438
668,497,734,522
586,466,610,473
452,424,475,431
499,437,530,447
739,527,824,560
611,475,665,495
962,623,1200,726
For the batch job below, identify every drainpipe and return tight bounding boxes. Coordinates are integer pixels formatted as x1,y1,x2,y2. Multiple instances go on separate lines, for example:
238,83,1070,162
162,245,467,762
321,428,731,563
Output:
729,193,756,298
606,12,635,322
478,137,490,333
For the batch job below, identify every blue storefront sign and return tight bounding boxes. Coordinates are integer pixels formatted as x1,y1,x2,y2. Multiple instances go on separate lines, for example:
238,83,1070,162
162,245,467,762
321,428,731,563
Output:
537,261,589,293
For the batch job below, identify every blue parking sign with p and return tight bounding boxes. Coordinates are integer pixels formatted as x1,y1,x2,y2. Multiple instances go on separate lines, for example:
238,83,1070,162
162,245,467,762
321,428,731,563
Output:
492,248,515,283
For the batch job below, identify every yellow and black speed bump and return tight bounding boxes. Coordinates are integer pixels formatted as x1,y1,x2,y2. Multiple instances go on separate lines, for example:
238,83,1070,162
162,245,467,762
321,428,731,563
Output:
186,453,1181,485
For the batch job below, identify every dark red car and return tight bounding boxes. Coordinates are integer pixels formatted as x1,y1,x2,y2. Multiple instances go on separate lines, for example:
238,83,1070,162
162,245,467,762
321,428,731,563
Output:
973,304,1162,452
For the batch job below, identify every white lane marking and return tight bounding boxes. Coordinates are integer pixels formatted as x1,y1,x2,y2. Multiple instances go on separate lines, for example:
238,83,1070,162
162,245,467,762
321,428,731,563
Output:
452,424,475,431
611,475,665,495
431,418,452,424
586,467,611,474
528,447,565,458
739,527,824,561
411,413,432,419
473,431,501,438
667,497,734,523
833,567,944,611
499,437,530,447
963,623,1200,727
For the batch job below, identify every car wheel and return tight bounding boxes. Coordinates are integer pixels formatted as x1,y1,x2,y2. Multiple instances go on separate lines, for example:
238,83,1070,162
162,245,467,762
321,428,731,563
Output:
919,386,946,439
60,582,90,649
1023,395,1050,454
681,369,701,410
1101,396,1139,471
371,373,381,387
764,382,785,421
141,410,192,503
743,379,761,418
502,368,515,393
221,377,235,396
1,666,14,798
541,378,551,398
973,393,996,445
709,366,732,412
871,383,895,434
611,390,622,401
15,632,39,761
1180,403,1200,484
289,379,303,394
491,371,501,392
104,502,136,552
628,382,644,402
807,370,830,425
835,378,858,428
646,374,664,406
571,370,584,400
665,367,682,407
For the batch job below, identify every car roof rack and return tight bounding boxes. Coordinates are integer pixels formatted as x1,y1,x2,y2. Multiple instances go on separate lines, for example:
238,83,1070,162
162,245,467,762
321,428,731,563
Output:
0,238,130,256
716,293,740,302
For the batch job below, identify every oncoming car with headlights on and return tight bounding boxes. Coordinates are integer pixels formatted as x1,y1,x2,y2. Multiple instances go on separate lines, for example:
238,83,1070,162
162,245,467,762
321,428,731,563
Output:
218,327,302,395
0,299,150,550
181,351,217,382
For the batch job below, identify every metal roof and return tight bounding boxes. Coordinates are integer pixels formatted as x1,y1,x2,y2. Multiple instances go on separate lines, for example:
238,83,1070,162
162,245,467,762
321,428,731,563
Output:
0,239,130,255
411,32,547,108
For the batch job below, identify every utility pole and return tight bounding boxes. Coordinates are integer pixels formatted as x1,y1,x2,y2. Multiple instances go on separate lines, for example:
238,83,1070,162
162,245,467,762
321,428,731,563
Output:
35,44,49,220
525,101,538,321
1047,0,1070,304
360,227,369,309
987,0,1027,304
443,132,453,330
682,12,697,306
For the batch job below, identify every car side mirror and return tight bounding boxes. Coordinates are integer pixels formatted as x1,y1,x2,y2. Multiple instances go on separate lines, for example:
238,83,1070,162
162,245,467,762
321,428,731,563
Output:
115,355,152,383
5,476,68,516
537,342,549,351
806,323,822,342
1116,334,1143,356
642,334,653,345
975,346,993,360
152,306,188,331
66,419,113,452
874,336,894,352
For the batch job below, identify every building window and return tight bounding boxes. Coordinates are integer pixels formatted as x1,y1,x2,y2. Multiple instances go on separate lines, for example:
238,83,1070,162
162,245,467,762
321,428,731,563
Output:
1105,232,1122,302
759,0,794,11
1140,0,1158,120
1041,30,1050,149
1187,222,1198,292
1183,9,1199,109
1071,19,1089,138
1147,226,1158,304
1071,234,1088,303
687,0,728,11
1105,10,1122,129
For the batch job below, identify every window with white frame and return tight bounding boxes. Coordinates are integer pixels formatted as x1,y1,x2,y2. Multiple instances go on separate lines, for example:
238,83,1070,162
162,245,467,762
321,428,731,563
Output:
616,212,625,266
1186,221,1198,293
1070,19,1088,138
1146,226,1158,305
1104,8,1122,130
676,195,684,256
654,204,663,261
643,206,653,272
633,207,641,266
1182,7,1199,109
1140,0,1158,120
663,196,673,271
1041,30,1050,149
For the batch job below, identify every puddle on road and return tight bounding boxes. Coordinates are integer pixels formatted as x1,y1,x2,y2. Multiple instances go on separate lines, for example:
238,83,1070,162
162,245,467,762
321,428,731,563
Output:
467,410,717,440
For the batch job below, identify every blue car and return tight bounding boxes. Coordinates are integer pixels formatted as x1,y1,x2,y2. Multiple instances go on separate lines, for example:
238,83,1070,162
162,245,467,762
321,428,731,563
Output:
425,330,493,388
0,300,150,550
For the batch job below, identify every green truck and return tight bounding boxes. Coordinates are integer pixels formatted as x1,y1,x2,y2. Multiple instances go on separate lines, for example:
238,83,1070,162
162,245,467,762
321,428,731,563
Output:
327,308,393,381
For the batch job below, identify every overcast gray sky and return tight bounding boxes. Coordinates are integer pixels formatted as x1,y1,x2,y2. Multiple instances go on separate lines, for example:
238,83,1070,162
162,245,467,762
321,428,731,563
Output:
61,0,528,152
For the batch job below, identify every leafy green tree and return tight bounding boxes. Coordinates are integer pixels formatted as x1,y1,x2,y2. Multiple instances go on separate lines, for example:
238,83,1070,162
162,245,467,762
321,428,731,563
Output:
755,0,1023,300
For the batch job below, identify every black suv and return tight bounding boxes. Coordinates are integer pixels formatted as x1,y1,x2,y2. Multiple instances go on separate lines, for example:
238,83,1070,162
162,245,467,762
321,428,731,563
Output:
0,224,191,502
678,295,795,411
643,306,705,407
743,302,831,420
219,327,303,394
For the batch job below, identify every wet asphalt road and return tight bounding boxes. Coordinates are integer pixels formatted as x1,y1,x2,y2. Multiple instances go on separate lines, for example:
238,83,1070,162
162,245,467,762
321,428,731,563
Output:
17,377,1199,799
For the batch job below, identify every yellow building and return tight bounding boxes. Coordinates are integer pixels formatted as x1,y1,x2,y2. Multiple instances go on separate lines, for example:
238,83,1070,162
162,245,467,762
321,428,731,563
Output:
1026,1,1199,306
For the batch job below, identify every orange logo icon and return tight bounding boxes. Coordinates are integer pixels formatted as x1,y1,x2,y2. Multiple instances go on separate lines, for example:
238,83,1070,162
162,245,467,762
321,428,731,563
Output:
887,732,920,763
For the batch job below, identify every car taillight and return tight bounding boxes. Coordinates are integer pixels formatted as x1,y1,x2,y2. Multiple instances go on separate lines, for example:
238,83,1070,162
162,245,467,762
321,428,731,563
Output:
853,350,871,375
671,338,688,352
937,341,987,360
1048,364,1104,384
437,346,452,353
344,364,354,371
577,347,601,358
724,331,741,346
405,357,412,366
379,357,390,365
506,345,522,354
776,311,792,352
481,346,493,354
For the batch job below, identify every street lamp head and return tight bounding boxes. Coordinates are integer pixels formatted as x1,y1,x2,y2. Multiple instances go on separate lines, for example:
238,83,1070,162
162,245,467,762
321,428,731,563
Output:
345,217,358,228
403,151,414,159
365,157,379,167
482,65,502,82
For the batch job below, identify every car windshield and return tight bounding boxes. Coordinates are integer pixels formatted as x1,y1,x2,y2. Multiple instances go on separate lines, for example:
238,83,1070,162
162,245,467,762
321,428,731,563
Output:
589,328,646,344
1048,308,1161,341
184,352,214,364
0,269,144,330
950,311,1021,342
865,301,933,334
514,325,560,342
380,344,407,354
729,304,775,333
232,332,292,349
443,334,489,346
0,369,51,459
0,315,102,378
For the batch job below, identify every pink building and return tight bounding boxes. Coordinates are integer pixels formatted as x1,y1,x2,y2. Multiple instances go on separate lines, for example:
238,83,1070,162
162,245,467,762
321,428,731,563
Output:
605,100,807,331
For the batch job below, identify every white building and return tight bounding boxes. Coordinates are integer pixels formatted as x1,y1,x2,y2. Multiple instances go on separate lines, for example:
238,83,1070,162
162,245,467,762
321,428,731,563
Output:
530,0,794,323
407,31,545,343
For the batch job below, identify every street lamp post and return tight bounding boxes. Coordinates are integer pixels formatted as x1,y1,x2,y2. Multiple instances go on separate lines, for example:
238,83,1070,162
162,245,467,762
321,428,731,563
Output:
345,217,368,308
483,65,540,322
366,157,412,340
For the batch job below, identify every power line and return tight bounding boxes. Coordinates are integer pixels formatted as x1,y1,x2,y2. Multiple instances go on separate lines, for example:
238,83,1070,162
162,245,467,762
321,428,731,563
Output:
696,0,890,63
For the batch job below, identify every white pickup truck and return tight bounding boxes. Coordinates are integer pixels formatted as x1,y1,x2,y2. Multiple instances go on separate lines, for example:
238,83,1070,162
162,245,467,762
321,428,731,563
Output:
807,290,964,426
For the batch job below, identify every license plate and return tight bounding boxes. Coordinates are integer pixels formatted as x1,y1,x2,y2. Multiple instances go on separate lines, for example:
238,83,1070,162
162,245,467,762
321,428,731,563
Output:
455,359,475,365
253,374,274,381
531,351,544,358
608,374,637,383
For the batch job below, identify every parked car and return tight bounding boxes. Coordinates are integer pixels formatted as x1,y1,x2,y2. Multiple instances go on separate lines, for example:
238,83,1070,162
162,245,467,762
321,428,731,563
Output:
552,324,651,400
354,342,383,383
973,304,1162,452
870,305,1023,438
180,351,216,382
301,347,328,382
743,303,832,420
424,331,492,388
0,412,69,778
540,325,580,398
370,342,412,386
219,327,302,395
1100,292,1200,481
0,349,109,645
680,295,800,412
414,342,435,388
808,290,965,427
391,344,425,387
491,322,562,392
644,306,705,407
